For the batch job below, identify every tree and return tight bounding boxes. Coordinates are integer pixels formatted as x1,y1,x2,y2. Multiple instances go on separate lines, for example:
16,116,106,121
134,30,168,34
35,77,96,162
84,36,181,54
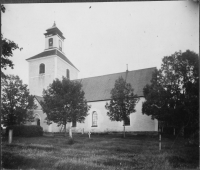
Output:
41,77,90,137
1,5,22,78
105,76,139,138
142,50,199,136
1,75,36,126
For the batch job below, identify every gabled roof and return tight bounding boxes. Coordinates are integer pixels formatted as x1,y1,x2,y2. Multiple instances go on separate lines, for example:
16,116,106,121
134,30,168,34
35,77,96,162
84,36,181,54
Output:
34,67,156,102
26,49,79,71
35,95,44,103
76,67,156,102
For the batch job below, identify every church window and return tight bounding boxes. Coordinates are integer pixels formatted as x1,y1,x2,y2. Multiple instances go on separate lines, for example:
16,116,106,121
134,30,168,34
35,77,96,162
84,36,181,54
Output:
49,38,53,48
59,40,62,51
92,111,98,127
39,63,45,74
66,69,70,79
72,120,76,127
124,116,130,126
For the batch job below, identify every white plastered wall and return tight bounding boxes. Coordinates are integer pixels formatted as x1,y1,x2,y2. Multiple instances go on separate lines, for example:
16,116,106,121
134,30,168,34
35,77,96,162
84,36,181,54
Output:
75,97,158,133
56,56,79,80
28,56,56,96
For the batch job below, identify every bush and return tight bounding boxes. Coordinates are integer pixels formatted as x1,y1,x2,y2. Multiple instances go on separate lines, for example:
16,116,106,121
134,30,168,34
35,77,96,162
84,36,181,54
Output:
6,125,43,137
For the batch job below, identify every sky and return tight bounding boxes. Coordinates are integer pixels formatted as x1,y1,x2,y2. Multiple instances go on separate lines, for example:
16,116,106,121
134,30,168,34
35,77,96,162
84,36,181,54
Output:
2,1,199,86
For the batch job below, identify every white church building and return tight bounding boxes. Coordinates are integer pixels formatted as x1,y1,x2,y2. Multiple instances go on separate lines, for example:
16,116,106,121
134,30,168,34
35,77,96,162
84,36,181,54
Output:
26,23,158,133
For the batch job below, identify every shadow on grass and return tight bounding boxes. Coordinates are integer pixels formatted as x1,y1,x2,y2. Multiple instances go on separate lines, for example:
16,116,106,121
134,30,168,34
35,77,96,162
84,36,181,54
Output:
2,151,54,169
5,143,55,151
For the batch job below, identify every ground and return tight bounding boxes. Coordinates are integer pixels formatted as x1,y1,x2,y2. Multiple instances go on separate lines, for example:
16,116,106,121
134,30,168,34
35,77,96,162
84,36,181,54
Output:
2,133,199,170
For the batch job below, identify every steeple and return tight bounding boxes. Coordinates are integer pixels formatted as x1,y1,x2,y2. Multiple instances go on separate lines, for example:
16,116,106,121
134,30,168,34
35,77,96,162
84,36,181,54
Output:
44,22,65,52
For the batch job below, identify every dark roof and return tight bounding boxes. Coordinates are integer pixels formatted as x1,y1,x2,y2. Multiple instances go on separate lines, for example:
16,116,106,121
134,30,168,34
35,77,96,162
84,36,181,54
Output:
26,49,79,71
35,95,44,103
35,67,156,102
44,23,65,39
75,67,156,102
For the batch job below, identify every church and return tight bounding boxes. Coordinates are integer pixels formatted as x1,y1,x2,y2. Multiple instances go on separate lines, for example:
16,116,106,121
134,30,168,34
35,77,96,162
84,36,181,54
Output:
26,23,158,133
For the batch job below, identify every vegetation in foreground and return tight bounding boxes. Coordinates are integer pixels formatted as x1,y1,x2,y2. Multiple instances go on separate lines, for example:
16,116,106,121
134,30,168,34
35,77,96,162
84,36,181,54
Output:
2,133,198,170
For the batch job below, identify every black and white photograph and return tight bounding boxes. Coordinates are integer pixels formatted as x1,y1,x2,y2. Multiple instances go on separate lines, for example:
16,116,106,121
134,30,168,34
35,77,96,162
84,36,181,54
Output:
1,1,199,169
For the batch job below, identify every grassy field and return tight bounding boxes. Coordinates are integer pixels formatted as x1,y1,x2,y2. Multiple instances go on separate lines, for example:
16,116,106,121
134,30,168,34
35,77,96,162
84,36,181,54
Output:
2,133,199,170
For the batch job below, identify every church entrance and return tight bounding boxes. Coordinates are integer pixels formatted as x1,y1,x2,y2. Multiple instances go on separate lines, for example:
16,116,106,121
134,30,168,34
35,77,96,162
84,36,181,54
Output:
36,118,40,126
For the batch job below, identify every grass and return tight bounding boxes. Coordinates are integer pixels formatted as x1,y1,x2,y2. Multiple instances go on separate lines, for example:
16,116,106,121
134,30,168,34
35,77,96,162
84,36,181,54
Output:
2,133,199,170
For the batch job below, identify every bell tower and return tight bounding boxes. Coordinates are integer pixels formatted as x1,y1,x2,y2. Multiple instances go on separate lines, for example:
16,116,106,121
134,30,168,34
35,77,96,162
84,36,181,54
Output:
26,22,79,96
44,22,65,52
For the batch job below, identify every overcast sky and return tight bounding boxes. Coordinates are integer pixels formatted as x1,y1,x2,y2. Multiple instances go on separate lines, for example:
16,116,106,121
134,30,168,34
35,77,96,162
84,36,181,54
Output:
2,1,199,86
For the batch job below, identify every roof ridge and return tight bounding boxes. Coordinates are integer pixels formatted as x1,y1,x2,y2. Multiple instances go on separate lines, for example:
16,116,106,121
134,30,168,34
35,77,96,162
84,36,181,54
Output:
75,67,156,81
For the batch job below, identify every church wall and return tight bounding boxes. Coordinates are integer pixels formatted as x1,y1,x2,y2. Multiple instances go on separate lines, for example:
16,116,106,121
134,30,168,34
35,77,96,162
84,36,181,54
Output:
32,97,158,133
28,56,56,96
75,97,158,133
56,56,78,80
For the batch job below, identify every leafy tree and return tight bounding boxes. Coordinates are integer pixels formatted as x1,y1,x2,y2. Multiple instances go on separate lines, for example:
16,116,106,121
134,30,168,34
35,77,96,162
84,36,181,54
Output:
41,77,90,137
1,75,36,126
1,5,22,78
105,76,139,138
142,50,199,136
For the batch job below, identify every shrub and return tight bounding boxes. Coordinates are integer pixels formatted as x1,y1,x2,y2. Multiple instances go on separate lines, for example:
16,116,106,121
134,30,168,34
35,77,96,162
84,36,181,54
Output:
6,125,43,137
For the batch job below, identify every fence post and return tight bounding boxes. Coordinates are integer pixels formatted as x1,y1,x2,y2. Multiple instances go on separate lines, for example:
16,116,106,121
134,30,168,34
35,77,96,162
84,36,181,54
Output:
88,131,91,139
82,128,84,134
9,129,13,144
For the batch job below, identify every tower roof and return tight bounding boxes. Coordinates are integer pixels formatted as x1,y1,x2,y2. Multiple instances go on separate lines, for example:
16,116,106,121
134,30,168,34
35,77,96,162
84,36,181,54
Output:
44,22,65,39
26,49,79,71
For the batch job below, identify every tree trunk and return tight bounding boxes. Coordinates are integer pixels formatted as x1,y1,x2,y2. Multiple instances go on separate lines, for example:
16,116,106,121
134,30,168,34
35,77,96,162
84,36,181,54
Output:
180,126,184,137
69,122,73,138
123,124,125,138
69,127,73,138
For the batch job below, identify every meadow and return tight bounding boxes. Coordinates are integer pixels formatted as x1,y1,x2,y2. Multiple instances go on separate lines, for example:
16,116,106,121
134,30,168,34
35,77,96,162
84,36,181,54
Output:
2,133,199,170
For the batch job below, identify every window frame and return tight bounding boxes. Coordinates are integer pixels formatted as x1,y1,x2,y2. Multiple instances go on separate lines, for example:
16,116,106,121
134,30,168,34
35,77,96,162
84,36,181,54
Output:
39,63,45,74
66,69,70,79
59,40,62,51
49,38,53,48
72,120,76,127
92,111,98,127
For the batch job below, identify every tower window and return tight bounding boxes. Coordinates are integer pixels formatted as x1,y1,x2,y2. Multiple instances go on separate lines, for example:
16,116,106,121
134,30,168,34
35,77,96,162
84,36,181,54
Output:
92,111,98,127
39,63,45,74
66,69,70,79
59,40,62,51
49,38,53,48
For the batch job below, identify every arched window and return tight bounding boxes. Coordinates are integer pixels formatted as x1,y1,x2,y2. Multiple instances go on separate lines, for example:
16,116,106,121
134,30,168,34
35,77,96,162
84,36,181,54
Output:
49,38,53,48
66,69,70,79
92,111,98,127
39,63,45,74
